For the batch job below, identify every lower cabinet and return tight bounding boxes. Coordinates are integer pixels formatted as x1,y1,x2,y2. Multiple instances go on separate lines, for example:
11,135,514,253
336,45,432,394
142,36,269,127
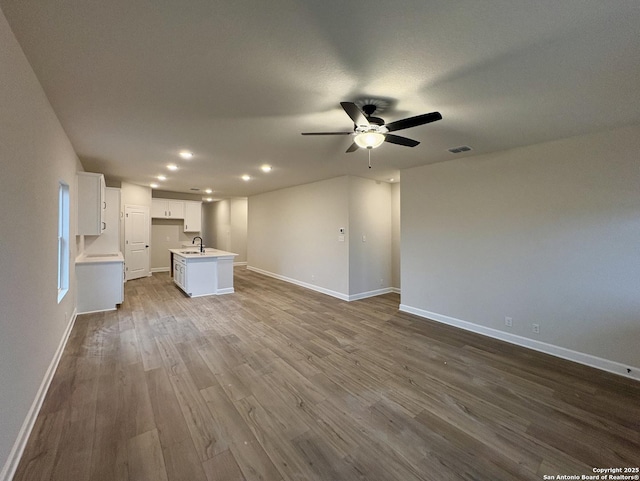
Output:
174,257,186,291
76,257,124,314
172,254,218,297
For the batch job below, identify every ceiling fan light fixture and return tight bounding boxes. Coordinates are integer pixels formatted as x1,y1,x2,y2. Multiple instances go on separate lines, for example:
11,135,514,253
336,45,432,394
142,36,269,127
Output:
355,132,385,149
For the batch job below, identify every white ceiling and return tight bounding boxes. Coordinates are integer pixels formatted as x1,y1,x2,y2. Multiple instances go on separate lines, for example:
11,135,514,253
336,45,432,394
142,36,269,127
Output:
2,0,639,197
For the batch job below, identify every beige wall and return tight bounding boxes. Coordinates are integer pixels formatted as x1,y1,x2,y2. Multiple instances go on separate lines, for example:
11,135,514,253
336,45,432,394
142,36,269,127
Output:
148,191,204,270
248,177,351,297
401,124,640,373
247,176,393,299
348,177,392,297
151,219,198,271
203,198,247,263
391,182,401,290
230,198,248,264
0,8,82,477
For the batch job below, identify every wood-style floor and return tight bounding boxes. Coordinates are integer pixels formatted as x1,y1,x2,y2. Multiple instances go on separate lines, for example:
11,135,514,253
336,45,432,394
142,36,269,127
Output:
14,268,640,481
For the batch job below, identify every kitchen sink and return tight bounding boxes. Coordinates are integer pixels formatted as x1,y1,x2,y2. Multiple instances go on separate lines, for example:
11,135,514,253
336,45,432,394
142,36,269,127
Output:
181,250,201,254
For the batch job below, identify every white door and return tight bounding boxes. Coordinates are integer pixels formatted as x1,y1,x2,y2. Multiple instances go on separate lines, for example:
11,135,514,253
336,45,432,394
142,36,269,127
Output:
124,204,150,281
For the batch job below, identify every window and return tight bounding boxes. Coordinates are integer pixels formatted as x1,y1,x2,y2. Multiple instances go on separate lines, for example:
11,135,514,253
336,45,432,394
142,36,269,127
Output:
57,181,70,302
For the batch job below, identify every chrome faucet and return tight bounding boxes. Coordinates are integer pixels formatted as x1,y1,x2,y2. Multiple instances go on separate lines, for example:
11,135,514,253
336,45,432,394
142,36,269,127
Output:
192,236,204,253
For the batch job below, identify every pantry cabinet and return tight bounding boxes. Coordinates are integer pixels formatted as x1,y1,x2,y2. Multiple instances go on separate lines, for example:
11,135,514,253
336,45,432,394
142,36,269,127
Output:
184,201,202,232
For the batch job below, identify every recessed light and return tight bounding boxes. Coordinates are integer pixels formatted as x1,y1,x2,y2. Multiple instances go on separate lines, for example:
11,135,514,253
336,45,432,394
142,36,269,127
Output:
179,151,193,159
157,175,166,181
150,183,159,188
261,164,272,173
205,188,213,194
242,174,251,181
388,178,394,182
167,164,178,171
205,197,213,202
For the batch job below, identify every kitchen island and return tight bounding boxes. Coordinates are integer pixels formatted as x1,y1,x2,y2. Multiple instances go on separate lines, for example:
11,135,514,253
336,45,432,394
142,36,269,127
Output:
169,248,238,297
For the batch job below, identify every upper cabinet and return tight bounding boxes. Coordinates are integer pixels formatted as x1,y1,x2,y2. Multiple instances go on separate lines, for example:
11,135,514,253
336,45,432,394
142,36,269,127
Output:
151,198,184,219
77,172,106,235
184,201,202,232
152,198,202,232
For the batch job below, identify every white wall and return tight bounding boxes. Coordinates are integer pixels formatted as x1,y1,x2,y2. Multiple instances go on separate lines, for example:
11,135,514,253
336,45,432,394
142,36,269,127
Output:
0,7,82,478
248,177,350,297
348,177,392,297
401,124,640,375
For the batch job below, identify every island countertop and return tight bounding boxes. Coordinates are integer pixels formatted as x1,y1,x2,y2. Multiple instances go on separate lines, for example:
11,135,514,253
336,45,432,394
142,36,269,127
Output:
169,248,238,259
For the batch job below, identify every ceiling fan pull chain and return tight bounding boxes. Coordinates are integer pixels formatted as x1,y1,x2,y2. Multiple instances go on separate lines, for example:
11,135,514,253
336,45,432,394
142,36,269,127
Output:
368,148,372,169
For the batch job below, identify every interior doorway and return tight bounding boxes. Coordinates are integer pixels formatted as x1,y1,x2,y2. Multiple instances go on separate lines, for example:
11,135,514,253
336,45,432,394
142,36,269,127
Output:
124,204,150,280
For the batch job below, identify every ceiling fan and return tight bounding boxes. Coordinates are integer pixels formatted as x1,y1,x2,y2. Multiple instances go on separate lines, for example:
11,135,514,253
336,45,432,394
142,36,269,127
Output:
301,102,442,153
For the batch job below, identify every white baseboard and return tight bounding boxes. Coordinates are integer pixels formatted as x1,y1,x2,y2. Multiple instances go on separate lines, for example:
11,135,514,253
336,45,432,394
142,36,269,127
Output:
348,288,395,301
399,304,640,381
216,287,235,295
151,267,170,273
246,266,396,302
234,261,247,267
390,287,401,294
0,309,78,481
76,307,117,315
247,266,350,301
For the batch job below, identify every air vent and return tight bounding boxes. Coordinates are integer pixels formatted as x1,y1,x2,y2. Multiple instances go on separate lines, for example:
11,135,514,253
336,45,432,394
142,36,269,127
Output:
448,145,473,154
190,188,200,191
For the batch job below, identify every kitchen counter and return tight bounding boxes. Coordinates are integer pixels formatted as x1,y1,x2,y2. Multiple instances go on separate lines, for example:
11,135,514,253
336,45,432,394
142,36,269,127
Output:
75,252,124,313
76,252,124,264
169,248,237,259
169,248,237,297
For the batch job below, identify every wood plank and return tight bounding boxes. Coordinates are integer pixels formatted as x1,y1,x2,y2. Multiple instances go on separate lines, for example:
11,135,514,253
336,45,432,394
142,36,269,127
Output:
13,269,640,481
155,334,226,461
128,429,169,481
202,450,246,481
200,380,283,481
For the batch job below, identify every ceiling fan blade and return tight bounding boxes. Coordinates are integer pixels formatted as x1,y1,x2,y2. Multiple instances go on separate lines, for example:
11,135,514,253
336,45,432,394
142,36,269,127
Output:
385,111,442,132
340,102,370,127
384,134,420,147
346,142,359,153
301,132,353,135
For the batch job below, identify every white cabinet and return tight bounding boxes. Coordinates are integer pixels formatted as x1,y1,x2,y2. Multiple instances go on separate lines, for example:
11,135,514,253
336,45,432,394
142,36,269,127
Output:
174,254,210,297
151,198,184,219
174,256,186,290
77,172,106,235
184,201,202,232
152,198,201,232
76,255,124,313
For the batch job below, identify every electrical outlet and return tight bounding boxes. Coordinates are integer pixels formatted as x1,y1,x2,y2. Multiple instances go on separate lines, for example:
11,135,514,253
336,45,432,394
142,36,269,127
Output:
532,323,540,334
504,316,513,327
